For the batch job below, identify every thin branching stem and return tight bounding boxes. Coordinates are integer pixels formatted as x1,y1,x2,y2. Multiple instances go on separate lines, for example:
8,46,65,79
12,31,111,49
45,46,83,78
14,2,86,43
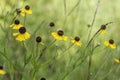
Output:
87,0,100,44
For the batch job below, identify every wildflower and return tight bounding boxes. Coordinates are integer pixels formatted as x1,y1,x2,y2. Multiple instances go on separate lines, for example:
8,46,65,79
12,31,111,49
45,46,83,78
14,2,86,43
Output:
16,8,25,17
49,22,55,27
36,36,42,43
16,5,32,16
104,39,116,49
100,25,106,34
51,29,68,41
0,66,6,75
71,36,82,46
114,58,120,64
40,77,46,80
10,19,23,29
13,27,30,41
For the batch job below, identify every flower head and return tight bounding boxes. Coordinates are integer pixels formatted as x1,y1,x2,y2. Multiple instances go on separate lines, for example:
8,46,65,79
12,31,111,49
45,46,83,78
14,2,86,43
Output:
0,66,6,75
16,5,32,16
51,29,68,41
104,39,116,49
100,25,106,34
40,77,46,80
36,36,42,43
71,36,82,46
13,27,30,41
10,19,23,29
114,58,120,64
49,22,55,27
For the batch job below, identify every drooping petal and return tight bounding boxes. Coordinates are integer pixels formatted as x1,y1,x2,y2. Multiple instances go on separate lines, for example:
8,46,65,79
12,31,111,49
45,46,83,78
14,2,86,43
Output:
62,36,68,41
109,44,116,49
114,58,120,63
101,30,107,34
0,70,6,75
104,41,109,46
13,33,19,36
25,10,32,14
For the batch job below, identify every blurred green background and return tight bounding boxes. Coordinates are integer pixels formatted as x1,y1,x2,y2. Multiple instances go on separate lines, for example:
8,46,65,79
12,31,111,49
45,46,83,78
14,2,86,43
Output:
0,0,120,80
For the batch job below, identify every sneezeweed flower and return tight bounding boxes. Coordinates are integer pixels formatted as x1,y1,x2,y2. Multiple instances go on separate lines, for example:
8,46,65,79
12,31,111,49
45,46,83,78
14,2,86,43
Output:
0,66,6,75
104,39,116,49
114,58,120,64
40,77,46,80
20,5,32,15
71,36,82,46
13,27,30,41
36,36,42,43
51,29,68,41
16,8,25,17
100,25,107,34
10,19,23,29
49,22,55,27
16,5,32,16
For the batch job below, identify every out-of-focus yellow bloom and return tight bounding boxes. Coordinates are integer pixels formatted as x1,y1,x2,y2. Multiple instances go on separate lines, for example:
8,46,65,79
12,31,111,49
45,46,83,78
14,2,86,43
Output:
10,19,23,29
71,37,82,47
13,27,30,41
100,25,107,34
0,66,6,75
51,30,68,41
114,58,120,64
104,39,116,49
16,5,32,16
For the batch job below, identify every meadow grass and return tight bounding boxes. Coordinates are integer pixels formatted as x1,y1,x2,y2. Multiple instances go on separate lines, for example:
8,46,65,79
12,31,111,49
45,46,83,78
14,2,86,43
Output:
0,0,120,80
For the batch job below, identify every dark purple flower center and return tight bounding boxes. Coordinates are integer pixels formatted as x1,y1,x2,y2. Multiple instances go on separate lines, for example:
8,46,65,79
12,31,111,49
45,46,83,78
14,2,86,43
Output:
100,25,106,30
74,37,80,41
19,27,26,34
57,30,64,36
109,39,114,44
14,20,20,25
25,5,30,10
36,36,42,43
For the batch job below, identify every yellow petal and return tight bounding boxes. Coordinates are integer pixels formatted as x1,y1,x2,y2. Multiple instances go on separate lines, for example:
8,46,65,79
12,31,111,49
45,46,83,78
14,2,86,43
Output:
101,30,107,34
13,33,19,36
0,70,6,75
24,32,30,39
16,32,30,41
63,36,68,41
71,40,75,43
51,32,59,40
25,10,32,14
110,44,116,49
114,59,120,63
104,41,109,46
76,41,82,46
12,24,23,29
20,12,25,17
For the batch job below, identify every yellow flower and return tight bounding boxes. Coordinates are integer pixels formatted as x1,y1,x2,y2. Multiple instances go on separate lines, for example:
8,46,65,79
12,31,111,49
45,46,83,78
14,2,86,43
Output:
100,25,107,34
104,39,116,49
114,58,120,64
71,36,82,46
10,19,23,29
16,8,25,17
16,5,32,16
0,66,6,75
51,30,68,41
13,27,30,41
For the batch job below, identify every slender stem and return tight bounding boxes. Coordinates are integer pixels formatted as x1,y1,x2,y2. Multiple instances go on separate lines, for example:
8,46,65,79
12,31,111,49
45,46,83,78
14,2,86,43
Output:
64,0,67,16
87,0,100,44
67,0,81,16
